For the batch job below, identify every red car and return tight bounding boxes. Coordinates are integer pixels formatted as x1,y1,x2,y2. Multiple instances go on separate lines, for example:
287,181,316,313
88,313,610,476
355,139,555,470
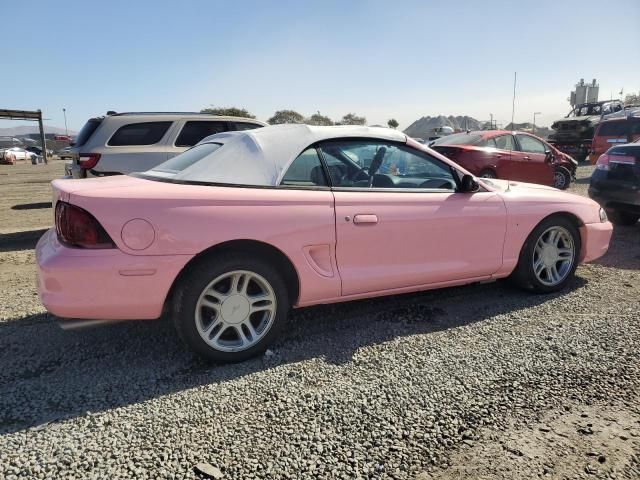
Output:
431,130,577,189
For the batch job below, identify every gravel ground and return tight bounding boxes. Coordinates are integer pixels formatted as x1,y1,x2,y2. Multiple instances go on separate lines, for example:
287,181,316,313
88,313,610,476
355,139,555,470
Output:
1,162,639,479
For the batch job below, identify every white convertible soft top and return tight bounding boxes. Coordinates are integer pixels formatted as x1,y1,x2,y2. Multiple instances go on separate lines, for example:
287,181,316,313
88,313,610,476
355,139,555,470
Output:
161,124,406,186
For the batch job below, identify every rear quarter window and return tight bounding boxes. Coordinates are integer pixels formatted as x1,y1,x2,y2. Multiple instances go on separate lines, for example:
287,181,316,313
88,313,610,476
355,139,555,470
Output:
108,122,172,146
231,122,262,131
175,121,227,147
74,118,102,147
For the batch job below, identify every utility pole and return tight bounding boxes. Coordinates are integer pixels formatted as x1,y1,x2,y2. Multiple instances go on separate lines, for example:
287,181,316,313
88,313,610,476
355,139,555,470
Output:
490,113,493,130
37,109,47,164
63,108,68,136
533,112,541,135
511,72,517,130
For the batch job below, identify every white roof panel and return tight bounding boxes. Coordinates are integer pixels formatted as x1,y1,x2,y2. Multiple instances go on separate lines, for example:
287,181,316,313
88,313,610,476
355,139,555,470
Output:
168,124,406,186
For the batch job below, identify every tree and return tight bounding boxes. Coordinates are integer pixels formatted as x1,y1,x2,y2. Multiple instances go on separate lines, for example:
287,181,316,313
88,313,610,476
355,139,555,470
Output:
387,118,399,129
624,92,640,105
267,110,305,125
306,111,333,126
200,106,256,118
340,113,366,125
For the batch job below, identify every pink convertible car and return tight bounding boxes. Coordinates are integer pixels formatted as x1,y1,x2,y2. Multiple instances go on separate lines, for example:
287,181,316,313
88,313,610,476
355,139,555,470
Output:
37,125,613,362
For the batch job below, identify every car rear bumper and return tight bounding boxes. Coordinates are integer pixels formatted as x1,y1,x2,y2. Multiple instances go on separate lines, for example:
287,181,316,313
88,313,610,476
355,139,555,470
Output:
36,228,192,321
580,221,613,263
589,180,640,213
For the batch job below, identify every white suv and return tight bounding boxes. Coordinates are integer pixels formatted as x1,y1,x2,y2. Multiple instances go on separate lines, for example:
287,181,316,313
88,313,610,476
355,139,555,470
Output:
70,112,266,178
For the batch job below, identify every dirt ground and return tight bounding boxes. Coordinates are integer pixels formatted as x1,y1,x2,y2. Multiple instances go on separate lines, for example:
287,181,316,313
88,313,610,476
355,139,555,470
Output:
1,160,639,479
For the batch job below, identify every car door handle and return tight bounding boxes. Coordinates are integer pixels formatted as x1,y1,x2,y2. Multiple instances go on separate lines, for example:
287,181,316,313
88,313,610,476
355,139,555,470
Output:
523,156,531,160
353,214,378,224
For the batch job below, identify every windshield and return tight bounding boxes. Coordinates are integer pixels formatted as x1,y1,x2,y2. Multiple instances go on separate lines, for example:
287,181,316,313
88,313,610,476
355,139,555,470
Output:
147,143,223,174
431,133,483,146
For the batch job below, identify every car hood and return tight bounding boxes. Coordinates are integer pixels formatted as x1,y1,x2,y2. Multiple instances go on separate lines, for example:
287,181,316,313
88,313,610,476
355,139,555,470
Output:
481,178,600,212
479,178,557,193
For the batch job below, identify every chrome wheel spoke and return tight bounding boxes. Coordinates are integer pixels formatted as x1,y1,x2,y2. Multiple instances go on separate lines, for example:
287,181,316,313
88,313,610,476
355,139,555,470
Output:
534,257,545,276
242,320,257,340
548,265,560,283
557,247,573,259
200,298,221,312
202,320,224,340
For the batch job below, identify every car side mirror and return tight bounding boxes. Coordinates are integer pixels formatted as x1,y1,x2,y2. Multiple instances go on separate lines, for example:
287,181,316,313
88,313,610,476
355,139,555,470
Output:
460,174,479,193
544,150,553,162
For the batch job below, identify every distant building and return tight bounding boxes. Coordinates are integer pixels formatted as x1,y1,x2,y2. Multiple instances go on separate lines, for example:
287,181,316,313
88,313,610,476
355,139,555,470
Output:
570,79,599,106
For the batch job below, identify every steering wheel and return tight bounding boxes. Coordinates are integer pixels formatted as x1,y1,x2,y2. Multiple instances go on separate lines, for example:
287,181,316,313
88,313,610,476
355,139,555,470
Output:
352,167,369,182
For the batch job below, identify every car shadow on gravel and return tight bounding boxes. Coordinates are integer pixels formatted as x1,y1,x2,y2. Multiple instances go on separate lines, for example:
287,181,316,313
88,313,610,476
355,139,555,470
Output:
592,223,640,270
11,202,52,210
0,276,587,435
0,229,48,252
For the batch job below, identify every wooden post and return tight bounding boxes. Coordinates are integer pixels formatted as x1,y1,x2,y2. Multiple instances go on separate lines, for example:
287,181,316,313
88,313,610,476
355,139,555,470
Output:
37,109,47,164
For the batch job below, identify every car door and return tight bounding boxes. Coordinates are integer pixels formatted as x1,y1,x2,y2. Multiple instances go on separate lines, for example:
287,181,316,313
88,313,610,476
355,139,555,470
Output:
165,120,228,160
318,140,507,296
486,134,515,178
511,134,554,186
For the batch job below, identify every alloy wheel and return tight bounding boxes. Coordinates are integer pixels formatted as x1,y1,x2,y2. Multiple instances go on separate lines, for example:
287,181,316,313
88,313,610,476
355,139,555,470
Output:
195,270,277,352
532,226,575,286
554,170,567,189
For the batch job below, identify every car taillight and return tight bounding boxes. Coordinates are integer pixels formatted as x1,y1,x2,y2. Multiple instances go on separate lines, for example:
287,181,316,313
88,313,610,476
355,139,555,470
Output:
595,154,610,171
54,201,115,249
78,153,101,169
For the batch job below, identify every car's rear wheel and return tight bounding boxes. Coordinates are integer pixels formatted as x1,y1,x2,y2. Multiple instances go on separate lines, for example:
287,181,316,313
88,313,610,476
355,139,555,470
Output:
553,168,571,190
479,169,497,179
173,254,289,362
511,216,580,293
607,210,639,226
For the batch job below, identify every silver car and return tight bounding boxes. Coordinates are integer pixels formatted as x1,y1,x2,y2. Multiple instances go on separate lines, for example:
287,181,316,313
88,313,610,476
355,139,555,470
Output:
69,112,266,178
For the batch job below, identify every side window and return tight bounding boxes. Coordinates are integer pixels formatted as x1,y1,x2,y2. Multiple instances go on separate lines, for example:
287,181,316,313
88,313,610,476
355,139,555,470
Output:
517,135,547,154
231,122,262,131
108,122,172,146
318,141,456,190
482,137,497,148
175,121,227,147
280,148,327,187
494,135,515,150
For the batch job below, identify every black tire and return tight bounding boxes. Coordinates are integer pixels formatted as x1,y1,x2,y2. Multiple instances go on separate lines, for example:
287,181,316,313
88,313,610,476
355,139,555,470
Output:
553,167,571,190
510,215,581,293
172,253,290,362
479,169,497,179
608,210,639,226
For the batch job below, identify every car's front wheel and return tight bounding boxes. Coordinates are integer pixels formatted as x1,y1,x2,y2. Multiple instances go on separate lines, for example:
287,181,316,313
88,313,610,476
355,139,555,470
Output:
173,254,289,362
511,216,581,293
607,210,639,226
553,167,571,190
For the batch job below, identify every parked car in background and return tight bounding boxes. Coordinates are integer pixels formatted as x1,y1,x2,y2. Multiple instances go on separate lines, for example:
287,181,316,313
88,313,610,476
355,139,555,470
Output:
68,112,267,178
431,130,577,189
37,125,612,362
57,147,75,160
589,139,640,225
1,147,38,163
26,146,54,157
548,100,624,162
588,109,640,164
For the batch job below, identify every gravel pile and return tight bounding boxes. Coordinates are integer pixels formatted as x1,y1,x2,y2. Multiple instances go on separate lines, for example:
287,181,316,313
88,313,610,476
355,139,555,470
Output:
1,164,639,479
